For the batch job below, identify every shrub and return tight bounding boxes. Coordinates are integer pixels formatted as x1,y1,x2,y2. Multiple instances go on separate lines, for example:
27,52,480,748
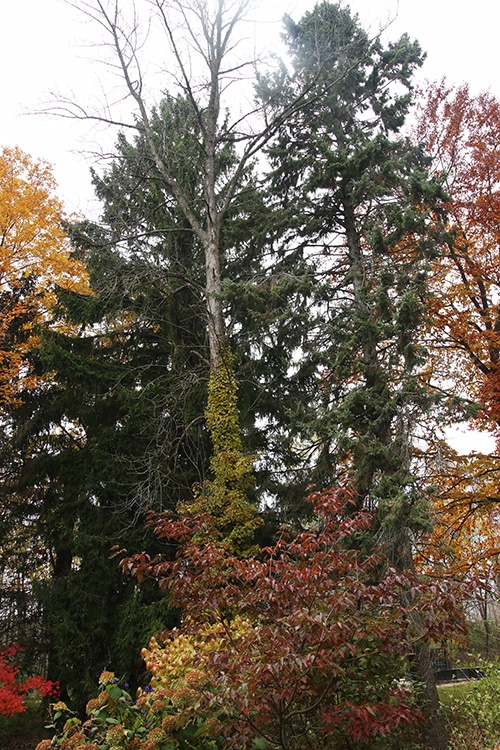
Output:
122,488,463,749
41,670,219,750
445,660,500,749
44,488,464,749
0,644,59,716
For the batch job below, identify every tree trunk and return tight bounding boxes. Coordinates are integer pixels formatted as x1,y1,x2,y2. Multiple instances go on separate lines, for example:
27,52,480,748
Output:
414,640,449,750
203,232,226,373
395,529,449,750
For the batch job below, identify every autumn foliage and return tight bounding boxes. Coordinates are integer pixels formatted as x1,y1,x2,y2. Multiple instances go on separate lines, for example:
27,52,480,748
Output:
0,645,58,716
113,488,463,748
0,146,89,407
5,10,500,748
415,82,500,429
178,347,261,557
411,83,500,593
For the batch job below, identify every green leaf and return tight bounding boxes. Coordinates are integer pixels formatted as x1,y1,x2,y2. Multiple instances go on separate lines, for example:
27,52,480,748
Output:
106,684,123,701
252,738,268,749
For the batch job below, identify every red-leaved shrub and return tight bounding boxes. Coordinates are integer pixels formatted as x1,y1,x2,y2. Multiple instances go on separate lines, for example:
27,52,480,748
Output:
0,645,59,716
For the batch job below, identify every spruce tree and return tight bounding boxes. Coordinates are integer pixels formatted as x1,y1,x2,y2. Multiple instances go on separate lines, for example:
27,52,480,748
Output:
259,4,448,747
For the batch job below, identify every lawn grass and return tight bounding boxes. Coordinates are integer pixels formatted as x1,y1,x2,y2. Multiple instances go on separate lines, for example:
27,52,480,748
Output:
438,679,475,707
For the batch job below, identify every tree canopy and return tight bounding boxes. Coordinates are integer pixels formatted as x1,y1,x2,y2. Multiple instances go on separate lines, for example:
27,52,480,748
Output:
3,3,500,748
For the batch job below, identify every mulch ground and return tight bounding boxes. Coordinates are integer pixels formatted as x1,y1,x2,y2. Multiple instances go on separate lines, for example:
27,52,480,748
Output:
0,731,46,750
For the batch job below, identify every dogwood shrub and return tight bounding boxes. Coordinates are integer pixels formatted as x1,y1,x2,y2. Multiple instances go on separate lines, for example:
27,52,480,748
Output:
43,488,464,749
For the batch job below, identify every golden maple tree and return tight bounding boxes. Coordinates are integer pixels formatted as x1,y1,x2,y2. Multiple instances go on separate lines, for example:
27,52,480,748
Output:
0,146,90,407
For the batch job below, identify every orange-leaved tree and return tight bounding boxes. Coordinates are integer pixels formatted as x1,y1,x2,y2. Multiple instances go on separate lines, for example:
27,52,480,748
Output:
415,82,500,428
0,146,90,407
414,83,500,615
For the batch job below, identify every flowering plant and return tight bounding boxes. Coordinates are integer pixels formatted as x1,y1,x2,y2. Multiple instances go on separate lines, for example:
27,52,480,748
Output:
40,670,220,750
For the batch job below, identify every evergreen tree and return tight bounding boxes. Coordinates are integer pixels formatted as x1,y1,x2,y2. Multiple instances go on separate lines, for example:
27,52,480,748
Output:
66,93,315,516
3,299,178,706
1,93,296,704
259,4,448,747
260,2,443,521
1,100,213,701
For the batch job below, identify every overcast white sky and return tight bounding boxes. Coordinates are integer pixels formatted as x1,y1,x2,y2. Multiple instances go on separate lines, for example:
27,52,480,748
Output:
2,0,500,215
2,0,498,452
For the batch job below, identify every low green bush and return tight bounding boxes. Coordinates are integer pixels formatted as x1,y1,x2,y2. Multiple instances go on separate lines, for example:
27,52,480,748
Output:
442,661,500,749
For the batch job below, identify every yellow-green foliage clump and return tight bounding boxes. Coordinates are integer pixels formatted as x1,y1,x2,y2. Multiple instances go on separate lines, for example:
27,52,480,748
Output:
180,348,261,556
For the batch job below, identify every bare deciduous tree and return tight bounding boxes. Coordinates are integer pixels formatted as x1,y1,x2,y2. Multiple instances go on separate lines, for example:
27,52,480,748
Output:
50,0,351,374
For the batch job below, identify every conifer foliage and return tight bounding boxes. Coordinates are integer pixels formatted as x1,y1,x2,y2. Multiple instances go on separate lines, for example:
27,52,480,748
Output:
0,3,491,748
260,2,445,528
